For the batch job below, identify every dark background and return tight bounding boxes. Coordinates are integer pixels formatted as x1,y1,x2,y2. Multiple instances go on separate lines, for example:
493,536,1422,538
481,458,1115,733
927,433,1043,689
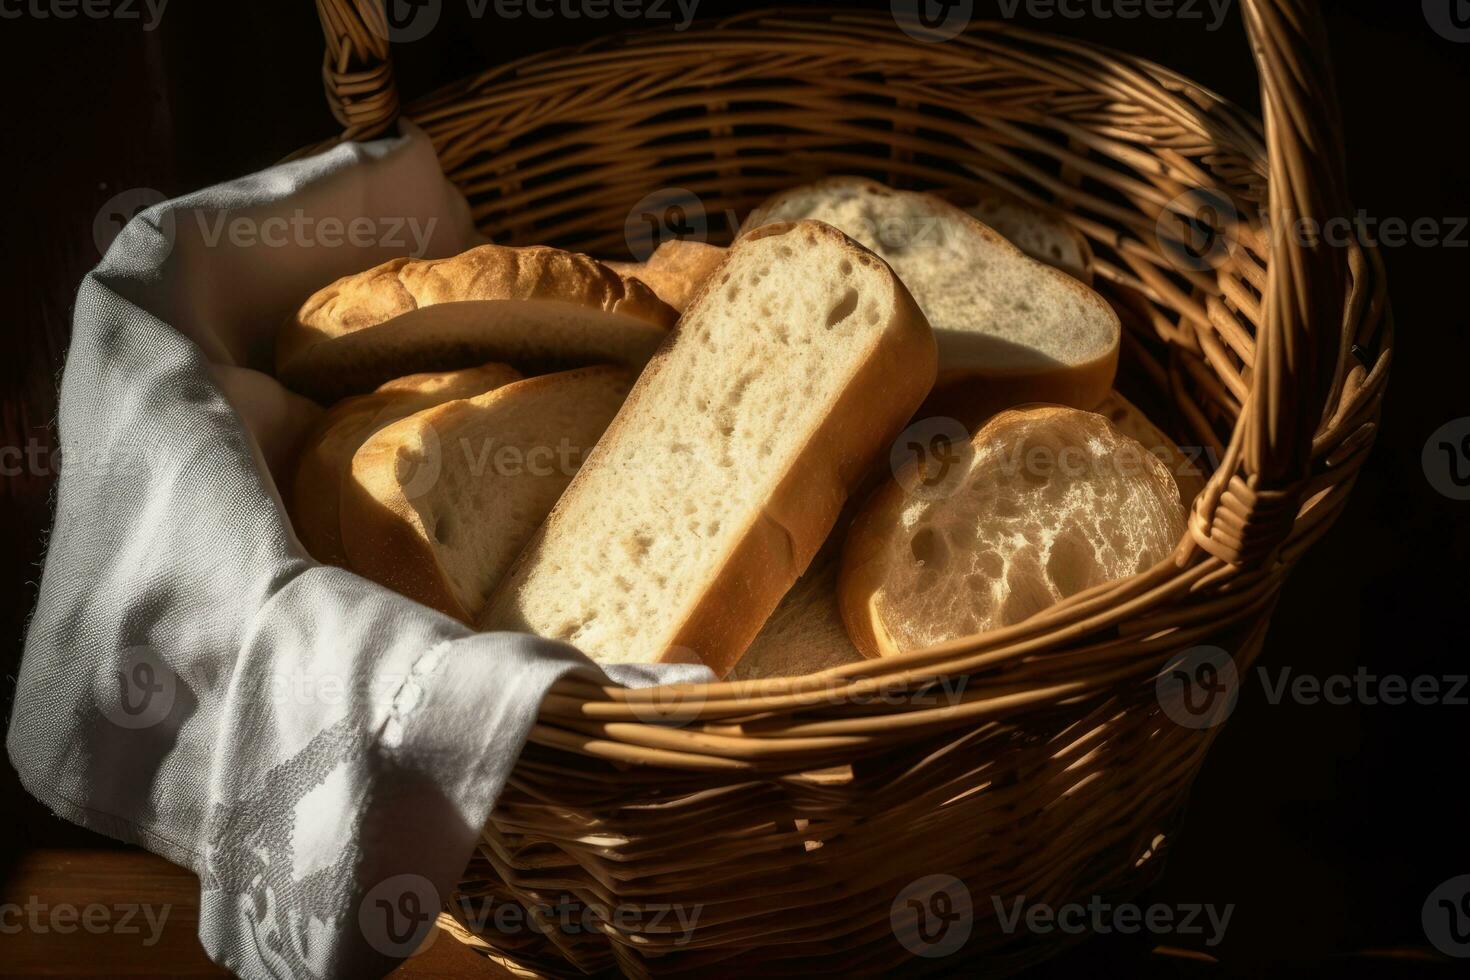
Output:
2,1,1467,975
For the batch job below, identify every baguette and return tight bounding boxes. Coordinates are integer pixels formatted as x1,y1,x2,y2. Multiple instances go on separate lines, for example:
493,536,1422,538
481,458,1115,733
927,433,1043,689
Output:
290,362,521,564
342,367,632,622
481,220,937,676
277,245,676,400
840,406,1185,657
743,177,1119,419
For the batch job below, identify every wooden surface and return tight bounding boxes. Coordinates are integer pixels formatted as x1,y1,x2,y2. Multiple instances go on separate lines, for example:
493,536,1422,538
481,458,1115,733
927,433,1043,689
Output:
0,849,510,980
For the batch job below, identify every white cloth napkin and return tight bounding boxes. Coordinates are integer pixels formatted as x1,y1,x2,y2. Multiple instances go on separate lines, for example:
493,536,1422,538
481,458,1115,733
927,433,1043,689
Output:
6,123,711,979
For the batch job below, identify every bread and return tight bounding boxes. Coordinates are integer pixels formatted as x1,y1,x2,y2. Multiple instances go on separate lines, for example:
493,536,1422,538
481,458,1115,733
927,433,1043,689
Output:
480,220,937,677
276,245,676,400
341,366,633,622
290,362,521,565
742,177,1119,419
839,406,1186,658
727,552,866,680
958,187,1094,285
1094,391,1209,505
603,240,726,312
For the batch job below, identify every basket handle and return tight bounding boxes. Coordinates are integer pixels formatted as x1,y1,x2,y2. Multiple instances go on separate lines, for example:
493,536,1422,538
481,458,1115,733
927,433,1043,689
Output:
315,0,399,140
1187,0,1351,566
309,1,1352,567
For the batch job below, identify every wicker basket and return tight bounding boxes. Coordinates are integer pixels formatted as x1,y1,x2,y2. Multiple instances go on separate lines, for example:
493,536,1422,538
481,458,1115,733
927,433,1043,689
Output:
307,3,1389,975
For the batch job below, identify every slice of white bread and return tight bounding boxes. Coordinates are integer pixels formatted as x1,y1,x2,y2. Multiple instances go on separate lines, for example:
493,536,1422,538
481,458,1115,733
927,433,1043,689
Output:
742,177,1119,418
290,362,521,565
603,240,727,313
727,551,866,680
959,187,1094,285
1094,391,1209,505
341,366,633,622
840,406,1186,658
277,245,676,400
480,220,938,677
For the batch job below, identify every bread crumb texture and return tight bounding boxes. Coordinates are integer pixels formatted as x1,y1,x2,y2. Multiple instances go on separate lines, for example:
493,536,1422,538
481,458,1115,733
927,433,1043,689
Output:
868,407,1185,651
486,222,905,664
745,177,1115,371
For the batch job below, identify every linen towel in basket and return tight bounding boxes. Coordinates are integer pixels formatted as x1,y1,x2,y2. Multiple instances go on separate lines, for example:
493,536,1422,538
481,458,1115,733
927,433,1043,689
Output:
6,122,711,980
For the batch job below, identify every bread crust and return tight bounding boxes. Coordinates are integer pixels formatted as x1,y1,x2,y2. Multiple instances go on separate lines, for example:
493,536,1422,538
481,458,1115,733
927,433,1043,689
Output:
957,184,1095,285
341,366,630,623
291,396,385,565
277,245,675,400
1095,391,1209,505
838,452,921,659
744,177,1118,420
922,354,1117,430
341,401,470,617
727,546,866,681
484,221,936,677
603,240,727,312
288,363,520,565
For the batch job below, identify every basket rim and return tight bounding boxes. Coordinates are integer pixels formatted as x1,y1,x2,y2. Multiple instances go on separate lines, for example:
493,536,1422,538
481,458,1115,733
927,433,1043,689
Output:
407,9,1266,156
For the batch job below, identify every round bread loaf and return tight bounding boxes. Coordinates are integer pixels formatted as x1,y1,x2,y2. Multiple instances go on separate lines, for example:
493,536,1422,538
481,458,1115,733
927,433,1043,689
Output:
840,405,1186,657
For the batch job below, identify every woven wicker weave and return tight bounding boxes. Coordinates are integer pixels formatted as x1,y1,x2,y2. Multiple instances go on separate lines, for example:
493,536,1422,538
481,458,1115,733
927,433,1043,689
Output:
305,3,1390,975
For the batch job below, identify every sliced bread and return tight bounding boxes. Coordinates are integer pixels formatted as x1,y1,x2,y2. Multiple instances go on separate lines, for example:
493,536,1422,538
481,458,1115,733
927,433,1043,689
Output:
480,220,937,677
958,186,1094,285
1095,391,1209,505
289,362,521,565
727,552,866,680
603,240,727,312
743,177,1119,417
840,406,1186,657
277,245,676,400
341,366,633,622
